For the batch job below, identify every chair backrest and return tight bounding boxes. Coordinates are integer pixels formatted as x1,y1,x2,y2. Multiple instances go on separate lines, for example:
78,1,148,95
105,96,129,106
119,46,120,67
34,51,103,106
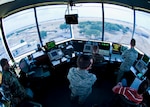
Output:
19,58,30,73
118,94,140,107
19,101,42,107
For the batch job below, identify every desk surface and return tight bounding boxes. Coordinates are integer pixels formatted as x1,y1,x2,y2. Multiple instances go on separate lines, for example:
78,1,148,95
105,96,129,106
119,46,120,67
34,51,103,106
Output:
32,51,45,59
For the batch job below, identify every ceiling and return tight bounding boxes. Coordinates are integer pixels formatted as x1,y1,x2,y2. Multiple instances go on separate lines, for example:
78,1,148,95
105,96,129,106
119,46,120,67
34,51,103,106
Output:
0,0,150,18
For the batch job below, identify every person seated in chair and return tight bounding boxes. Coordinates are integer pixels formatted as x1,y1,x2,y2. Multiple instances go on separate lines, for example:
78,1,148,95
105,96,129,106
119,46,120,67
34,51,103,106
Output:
67,55,97,105
92,45,104,64
112,78,148,104
0,58,33,107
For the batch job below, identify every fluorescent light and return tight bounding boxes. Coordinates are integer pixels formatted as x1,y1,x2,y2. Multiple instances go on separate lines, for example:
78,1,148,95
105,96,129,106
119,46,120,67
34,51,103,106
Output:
0,0,15,5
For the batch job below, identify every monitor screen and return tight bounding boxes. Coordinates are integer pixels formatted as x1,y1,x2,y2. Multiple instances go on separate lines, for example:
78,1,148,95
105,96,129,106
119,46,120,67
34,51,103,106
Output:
51,51,58,57
72,40,85,52
98,42,110,50
46,41,55,50
135,60,148,75
112,43,121,54
65,14,78,24
48,49,64,61
141,54,149,65
83,44,92,53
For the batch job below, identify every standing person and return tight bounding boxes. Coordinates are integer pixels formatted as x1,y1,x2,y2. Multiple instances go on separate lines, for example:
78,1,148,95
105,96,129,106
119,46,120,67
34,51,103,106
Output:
92,45,104,64
0,58,32,107
116,39,138,83
67,55,97,105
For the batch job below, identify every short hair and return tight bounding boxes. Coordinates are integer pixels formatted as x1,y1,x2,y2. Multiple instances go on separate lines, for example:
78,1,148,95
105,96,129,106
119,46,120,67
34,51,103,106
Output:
137,80,148,94
0,58,8,69
77,55,92,69
130,39,136,47
93,45,99,53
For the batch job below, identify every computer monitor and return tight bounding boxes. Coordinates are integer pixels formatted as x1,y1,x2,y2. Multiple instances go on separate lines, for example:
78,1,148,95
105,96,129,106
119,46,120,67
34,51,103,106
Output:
112,43,121,54
135,60,148,75
46,41,56,50
98,42,110,56
83,44,92,53
98,42,110,50
48,49,64,61
72,40,85,52
141,54,150,66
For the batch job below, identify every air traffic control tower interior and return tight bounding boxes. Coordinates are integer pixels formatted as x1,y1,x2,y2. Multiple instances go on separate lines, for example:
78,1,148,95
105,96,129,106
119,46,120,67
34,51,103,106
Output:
0,0,150,107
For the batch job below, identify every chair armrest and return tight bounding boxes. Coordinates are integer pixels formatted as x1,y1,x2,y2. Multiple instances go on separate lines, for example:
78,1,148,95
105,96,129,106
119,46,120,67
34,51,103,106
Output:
26,71,36,76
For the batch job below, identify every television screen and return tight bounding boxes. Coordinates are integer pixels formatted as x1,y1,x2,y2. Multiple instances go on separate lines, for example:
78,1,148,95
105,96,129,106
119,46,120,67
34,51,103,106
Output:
98,42,110,50
141,54,149,65
112,43,121,54
65,14,78,24
46,41,55,50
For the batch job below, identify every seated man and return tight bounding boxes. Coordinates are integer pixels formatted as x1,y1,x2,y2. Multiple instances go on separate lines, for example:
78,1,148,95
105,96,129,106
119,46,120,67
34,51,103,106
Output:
112,79,148,104
0,58,33,107
67,55,97,105
92,45,104,64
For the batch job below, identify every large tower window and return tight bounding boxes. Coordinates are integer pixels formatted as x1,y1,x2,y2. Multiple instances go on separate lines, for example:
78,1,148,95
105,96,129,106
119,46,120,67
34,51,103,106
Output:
104,4,133,44
2,9,40,58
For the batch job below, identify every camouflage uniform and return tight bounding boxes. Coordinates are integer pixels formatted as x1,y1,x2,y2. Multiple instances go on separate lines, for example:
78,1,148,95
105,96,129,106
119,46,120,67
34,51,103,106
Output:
117,47,138,82
2,70,28,107
67,67,97,104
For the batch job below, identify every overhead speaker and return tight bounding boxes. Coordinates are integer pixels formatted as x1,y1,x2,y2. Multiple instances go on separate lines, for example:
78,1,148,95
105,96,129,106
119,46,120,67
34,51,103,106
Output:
65,14,78,24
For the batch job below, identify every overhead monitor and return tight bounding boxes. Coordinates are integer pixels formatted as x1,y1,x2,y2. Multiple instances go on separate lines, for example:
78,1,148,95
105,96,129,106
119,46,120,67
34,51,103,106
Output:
65,14,78,24
48,49,64,61
141,54,150,66
112,43,121,54
135,60,148,75
46,41,56,50
83,44,92,53
98,42,110,50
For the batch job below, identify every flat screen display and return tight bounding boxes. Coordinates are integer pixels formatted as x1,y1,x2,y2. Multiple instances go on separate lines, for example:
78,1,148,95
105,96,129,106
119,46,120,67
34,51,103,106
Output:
83,44,92,53
51,51,58,57
112,43,121,54
135,60,148,75
65,14,78,24
141,54,149,65
48,49,64,61
46,41,55,50
98,42,110,50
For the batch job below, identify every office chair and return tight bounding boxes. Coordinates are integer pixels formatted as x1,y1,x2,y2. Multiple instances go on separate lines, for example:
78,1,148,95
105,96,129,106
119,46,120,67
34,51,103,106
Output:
19,58,50,78
114,94,142,107
19,58,36,77
19,57,50,90
19,100,42,107
92,61,108,79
